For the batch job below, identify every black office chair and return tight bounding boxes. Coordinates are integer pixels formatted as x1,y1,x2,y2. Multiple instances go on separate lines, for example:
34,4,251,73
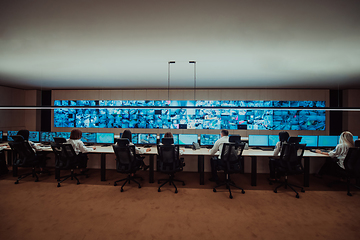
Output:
213,142,246,199
355,140,360,147
328,147,360,196
113,138,143,192
51,142,88,187
53,137,66,144
9,135,42,184
273,143,306,198
157,138,185,193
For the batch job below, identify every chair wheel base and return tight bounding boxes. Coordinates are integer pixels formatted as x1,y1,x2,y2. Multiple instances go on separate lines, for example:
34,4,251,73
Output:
158,188,161,192
213,188,216,192
242,190,245,194
120,188,124,192
35,179,39,182
301,189,305,193
347,192,353,197
229,195,233,199
175,190,178,193
14,181,19,184
296,194,299,198
77,182,80,185
182,183,185,186
114,183,117,186
138,185,141,188
274,189,277,193
57,183,61,187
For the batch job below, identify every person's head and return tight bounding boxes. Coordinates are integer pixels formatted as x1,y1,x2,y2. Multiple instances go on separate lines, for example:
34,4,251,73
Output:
279,131,290,143
122,129,132,142
164,132,173,138
70,129,82,140
17,129,29,141
339,131,355,147
220,129,229,137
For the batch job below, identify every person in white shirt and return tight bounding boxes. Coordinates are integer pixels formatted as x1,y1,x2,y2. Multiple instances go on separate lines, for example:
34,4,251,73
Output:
66,129,96,173
316,131,355,176
209,129,229,182
268,131,289,181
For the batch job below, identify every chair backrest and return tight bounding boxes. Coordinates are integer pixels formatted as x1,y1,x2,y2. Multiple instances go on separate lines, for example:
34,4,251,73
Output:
343,147,360,176
12,135,25,142
220,142,245,173
8,140,37,166
162,137,174,145
229,135,241,144
279,143,306,172
53,137,66,144
112,143,136,172
116,138,130,147
157,144,181,172
51,142,78,169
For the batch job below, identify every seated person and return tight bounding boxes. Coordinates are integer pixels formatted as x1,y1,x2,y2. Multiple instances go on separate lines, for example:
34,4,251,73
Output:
120,130,150,171
66,129,96,173
268,131,289,181
17,129,49,173
209,129,230,182
316,131,355,177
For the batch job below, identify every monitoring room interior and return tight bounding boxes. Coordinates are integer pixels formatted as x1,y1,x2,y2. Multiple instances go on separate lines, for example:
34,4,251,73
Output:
1,1,360,240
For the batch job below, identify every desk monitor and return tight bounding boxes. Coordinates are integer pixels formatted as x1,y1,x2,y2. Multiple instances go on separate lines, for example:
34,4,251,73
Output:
138,133,157,145
7,131,18,141
29,131,40,142
131,133,138,144
96,133,114,144
200,134,220,146
160,134,179,145
298,135,318,147
318,136,338,148
268,135,279,147
55,132,71,139
0,131,2,141
178,134,198,145
248,135,268,147
81,132,97,143
40,132,56,143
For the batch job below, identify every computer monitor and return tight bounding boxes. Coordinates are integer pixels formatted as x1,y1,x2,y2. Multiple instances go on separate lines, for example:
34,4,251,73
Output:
96,133,114,144
298,135,318,147
318,136,338,148
55,132,71,139
29,131,40,142
178,134,198,145
7,131,18,141
160,134,179,145
138,133,157,145
0,131,2,141
268,135,279,147
200,134,220,146
131,133,138,144
81,132,97,143
40,132,56,143
248,135,268,147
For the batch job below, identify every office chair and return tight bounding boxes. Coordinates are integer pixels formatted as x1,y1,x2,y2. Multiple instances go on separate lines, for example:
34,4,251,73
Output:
113,138,143,192
273,143,306,198
51,142,88,187
328,147,360,196
157,138,185,193
355,140,360,147
8,135,42,184
213,142,246,199
53,137,66,144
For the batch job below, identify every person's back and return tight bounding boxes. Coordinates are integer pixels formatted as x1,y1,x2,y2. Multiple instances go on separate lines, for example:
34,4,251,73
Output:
209,130,230,182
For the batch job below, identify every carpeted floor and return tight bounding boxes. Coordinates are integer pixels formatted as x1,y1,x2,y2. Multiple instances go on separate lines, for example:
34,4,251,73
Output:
1,169,360,240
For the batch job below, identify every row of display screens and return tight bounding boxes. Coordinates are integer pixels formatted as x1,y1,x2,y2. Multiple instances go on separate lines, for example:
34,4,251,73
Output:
248,135,359,148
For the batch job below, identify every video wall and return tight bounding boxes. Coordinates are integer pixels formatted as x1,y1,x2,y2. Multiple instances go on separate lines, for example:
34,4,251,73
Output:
54,100,326,130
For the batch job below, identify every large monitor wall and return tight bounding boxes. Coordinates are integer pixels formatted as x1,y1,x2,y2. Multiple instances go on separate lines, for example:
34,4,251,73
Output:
54,100,326,131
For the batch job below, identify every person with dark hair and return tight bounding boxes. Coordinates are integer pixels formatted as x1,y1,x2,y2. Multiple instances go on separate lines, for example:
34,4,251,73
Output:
66,129,96,173
17,129,48,172
209,129,230,182
120,130,150,172
268,131,290,181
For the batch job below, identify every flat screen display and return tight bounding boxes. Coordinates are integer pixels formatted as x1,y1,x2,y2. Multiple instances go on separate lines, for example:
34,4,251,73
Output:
200,134,220,146
7,131,18,141
29,131,40,142
96,133,114,144
0,131,2,141
248,135,268,147
298,135,318,147
55,132,71,139
268,135,279,147
40,132,56,142
178,134,198,145
54,100,326,131
318,136,338,147
131,133,138,144
81,132,97,143
138,133,157,145
160,134,179,145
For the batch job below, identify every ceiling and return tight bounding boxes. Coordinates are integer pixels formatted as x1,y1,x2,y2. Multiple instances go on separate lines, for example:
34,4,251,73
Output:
0,0,360,90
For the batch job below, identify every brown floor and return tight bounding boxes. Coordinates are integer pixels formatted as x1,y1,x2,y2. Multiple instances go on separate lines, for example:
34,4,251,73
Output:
1,168,360,240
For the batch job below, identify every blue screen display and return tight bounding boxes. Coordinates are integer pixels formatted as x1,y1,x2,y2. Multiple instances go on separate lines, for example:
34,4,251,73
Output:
138,133,157,145
131,133,138,144
160,134,179,145
29,131,40,142
0,131,2,140
56,132,71,139
96,133,114,144
318,136,338,147
268,135,279,147
248,135,268,147
54,100,326,130
178,134,198,145
81,132,97,143
40,132,56,142
7,131,18,141
200,134,220,146
298,135,318,147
